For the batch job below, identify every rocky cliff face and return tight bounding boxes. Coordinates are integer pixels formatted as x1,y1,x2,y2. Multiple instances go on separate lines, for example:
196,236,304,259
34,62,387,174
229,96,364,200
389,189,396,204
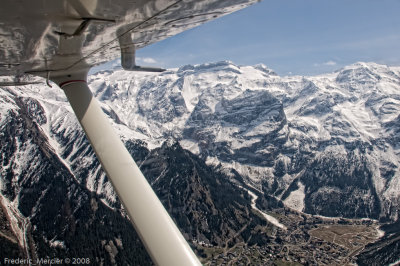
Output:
0,88,151,264
88,61,400,221
0,61,399,263
0,85,270,264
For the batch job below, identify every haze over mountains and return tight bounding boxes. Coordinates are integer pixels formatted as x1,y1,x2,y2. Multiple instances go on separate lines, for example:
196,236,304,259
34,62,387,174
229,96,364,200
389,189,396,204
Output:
1,61,399,264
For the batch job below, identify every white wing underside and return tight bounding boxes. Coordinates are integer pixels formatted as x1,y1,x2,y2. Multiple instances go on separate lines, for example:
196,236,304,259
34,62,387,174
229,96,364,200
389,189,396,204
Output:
0,0,258,77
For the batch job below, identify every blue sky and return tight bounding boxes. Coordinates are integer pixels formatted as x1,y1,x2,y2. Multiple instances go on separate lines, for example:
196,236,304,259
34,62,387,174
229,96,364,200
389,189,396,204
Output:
134,0,400,76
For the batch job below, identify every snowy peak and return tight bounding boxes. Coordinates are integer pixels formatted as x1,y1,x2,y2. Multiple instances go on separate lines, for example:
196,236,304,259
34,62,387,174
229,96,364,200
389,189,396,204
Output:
87,61,281,144
335,62,400,87
2,61,400,224
177,60,241,74
176,60,276,77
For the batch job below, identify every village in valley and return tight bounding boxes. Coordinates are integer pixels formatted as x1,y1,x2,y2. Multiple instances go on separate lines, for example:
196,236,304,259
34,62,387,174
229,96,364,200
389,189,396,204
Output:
198,207,382,265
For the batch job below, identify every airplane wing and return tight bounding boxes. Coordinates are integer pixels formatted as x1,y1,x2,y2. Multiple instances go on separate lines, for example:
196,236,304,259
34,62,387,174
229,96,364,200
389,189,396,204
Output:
0,0,259,77
0,1,259,265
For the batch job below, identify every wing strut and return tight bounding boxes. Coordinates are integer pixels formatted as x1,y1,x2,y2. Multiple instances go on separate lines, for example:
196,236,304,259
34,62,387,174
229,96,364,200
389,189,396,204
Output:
52,70,201,266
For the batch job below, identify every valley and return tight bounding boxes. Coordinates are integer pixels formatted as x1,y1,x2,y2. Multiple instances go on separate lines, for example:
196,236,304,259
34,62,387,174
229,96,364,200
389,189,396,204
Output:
1,61,399,264
199,207,383,265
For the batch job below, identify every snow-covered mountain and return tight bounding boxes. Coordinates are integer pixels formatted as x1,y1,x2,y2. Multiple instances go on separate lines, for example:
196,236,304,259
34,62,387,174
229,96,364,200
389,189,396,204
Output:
87,61,400,221
0,86,267,264
1,61,400,264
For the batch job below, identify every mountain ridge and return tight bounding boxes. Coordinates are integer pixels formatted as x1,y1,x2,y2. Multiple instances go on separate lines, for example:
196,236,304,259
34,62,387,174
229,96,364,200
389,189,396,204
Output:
1,61,400,264
86,60,400,221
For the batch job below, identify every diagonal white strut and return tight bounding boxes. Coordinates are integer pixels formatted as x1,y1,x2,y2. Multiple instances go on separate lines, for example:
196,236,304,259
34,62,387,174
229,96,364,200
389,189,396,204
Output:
55,73,201,266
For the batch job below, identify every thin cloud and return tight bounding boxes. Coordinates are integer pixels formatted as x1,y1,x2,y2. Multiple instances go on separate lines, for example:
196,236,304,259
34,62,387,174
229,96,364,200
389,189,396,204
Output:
142,57,157,64
314,61,337,67
323,60,337,66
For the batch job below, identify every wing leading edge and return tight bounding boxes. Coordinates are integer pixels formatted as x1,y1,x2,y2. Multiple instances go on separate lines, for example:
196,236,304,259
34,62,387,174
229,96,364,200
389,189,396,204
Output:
0,0,259,77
